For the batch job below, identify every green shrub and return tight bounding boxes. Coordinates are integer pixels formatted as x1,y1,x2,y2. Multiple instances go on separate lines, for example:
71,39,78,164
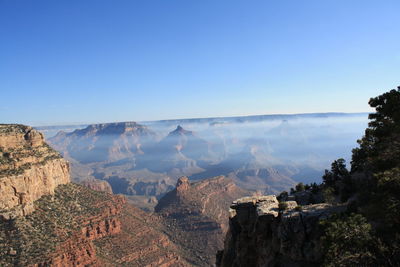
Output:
277,191,288,202
320,213,377,266
294,205,302,211
322,187,335,204
295,182,305,192
278,202,288,211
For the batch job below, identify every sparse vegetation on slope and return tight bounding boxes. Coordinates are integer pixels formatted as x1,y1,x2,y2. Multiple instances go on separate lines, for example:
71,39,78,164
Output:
0,125,62,178
0,183,123,266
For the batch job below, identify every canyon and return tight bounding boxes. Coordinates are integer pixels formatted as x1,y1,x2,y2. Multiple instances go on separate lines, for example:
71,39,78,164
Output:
0,124,254,266
46,114,367,210
0,125,190,266
0,111,376,266
156,175,251,266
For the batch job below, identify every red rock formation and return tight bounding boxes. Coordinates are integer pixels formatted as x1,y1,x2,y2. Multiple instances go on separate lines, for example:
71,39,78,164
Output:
0,182,191,267
155,175,251,266
176,176,190,192
94,203,190,266
0,125,190,267
25,190,126,267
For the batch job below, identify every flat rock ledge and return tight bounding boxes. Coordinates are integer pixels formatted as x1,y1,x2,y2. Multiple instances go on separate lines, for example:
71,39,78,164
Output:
229,195,279,218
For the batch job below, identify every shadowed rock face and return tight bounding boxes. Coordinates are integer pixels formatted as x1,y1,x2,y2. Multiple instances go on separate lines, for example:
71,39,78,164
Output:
217,195,346,267
155,176,251,266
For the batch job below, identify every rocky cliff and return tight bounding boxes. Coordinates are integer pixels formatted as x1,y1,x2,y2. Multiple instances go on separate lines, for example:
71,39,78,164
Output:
217,196,346,267
0,124,190,267
0,124,70,219
155,176,251,266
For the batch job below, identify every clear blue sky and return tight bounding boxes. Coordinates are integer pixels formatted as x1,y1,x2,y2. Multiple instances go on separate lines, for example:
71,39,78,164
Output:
1,0,399,125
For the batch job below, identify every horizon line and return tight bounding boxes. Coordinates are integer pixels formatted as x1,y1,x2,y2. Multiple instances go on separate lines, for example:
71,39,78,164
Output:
32,111,370,128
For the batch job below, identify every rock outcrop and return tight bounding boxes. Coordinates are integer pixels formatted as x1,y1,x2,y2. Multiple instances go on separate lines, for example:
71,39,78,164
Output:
80,178,113,193
155,176,251,266
0,124,70,219
217,195,346,267
191,145,298,194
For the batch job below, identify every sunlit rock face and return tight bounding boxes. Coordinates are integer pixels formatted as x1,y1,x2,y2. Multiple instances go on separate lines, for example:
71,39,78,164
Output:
80,178,113,193
0,124,70,219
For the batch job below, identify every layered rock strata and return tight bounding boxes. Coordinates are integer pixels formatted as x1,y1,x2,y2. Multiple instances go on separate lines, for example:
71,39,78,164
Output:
0,183,125,266
0,180,190,266
0,124,70,219
94,202,189,267
217,196,345,267
155,176,251,266
0,124,190,267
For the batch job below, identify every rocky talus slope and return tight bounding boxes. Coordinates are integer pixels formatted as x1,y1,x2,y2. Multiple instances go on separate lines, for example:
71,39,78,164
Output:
217,196,345,267
0,124,190,267
0,124,70,219
155,176,251,266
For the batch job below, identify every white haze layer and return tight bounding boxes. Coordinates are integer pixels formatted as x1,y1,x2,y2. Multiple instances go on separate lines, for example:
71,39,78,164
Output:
142,114,368,184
